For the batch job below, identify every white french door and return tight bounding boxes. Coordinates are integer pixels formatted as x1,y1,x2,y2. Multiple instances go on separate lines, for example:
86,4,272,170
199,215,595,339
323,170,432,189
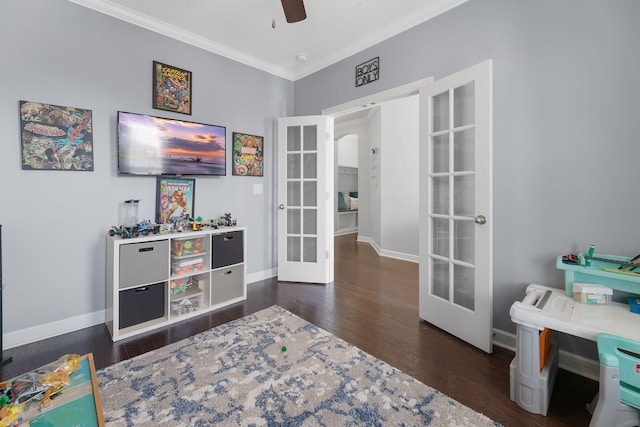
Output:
418,60,493,353
277,116,334,283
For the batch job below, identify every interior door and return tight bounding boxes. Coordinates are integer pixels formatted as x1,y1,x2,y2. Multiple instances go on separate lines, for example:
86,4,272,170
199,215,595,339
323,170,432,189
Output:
419,60,493,353
277,116,334,283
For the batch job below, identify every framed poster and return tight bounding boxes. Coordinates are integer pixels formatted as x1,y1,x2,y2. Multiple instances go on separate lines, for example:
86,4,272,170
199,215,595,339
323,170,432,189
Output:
232,132,264,176
156,177,195,224
19,100,94,171
153,61,192,115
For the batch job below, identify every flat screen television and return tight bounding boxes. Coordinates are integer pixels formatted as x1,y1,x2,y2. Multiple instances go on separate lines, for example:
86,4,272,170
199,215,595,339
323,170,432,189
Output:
117,111,226,176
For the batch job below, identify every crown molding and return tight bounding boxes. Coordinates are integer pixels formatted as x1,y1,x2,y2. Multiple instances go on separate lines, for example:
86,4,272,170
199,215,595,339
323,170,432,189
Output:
68,0,467,82
291,0,469,80
67,0,295,80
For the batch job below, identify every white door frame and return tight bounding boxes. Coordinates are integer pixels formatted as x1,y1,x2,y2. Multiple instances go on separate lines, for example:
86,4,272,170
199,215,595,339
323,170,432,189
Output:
322,78,434,250
322,78,434,118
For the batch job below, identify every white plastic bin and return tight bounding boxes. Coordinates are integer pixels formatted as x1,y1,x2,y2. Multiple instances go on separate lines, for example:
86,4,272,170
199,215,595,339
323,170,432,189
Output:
509,323,559,416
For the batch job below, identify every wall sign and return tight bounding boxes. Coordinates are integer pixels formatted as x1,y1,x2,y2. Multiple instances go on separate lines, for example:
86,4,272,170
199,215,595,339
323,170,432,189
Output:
355,57,379,87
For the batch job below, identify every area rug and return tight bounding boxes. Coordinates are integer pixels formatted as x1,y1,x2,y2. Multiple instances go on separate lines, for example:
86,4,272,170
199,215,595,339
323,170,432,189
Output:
97,306,501,426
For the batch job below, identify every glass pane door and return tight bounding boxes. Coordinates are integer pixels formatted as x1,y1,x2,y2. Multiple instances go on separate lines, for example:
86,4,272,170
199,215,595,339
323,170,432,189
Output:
419,59,493,353
278,115,333,284
429,81,476,311
286,124,318,263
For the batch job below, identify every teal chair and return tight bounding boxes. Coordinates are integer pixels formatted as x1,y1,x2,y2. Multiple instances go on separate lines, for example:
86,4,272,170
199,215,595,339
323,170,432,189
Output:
588,333,640,427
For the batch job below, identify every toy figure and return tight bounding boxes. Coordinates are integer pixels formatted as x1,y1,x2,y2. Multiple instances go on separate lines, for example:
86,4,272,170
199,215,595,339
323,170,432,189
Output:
108,226,133,239
221,213,237,227
192,237,203,253
190,216,205,231
170,278,190,295
0,404,22,427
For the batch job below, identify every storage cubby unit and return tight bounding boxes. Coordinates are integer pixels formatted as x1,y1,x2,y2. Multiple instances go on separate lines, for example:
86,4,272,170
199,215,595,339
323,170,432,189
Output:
106,227,246,341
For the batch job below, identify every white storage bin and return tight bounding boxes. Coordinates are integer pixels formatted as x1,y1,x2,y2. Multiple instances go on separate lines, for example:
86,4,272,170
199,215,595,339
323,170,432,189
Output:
509,323,559,416
573,283,612,305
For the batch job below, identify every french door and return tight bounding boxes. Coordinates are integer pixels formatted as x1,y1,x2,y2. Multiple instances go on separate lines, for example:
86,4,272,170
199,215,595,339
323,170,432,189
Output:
418,60,493,353
277,116,334,283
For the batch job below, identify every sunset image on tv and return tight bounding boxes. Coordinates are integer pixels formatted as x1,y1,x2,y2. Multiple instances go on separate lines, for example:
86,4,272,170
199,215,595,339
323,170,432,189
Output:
117,111,226,175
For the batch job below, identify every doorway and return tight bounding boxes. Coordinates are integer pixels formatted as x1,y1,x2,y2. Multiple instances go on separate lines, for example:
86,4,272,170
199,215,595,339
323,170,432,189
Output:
330,94,421,263
334,133,359,236
319,60,494,353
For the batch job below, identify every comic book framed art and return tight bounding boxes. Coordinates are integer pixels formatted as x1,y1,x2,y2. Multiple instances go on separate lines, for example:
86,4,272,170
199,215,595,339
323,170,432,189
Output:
232,132,264,176
153,61,192,115
156,177,196,224
20,100,94,171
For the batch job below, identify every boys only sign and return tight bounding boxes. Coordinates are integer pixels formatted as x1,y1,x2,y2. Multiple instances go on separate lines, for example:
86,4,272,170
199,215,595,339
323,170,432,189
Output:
355,57,379,87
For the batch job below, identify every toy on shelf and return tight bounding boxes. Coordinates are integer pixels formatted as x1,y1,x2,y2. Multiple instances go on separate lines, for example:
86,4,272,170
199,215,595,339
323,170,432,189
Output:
171,297,200,316
107,225,134,239
190,216,205,231
210,213,237,228
170,277,194,295
135,220,161,236
171,256,205,275
171,214,191,233
108,220,160,239
171,237,205,257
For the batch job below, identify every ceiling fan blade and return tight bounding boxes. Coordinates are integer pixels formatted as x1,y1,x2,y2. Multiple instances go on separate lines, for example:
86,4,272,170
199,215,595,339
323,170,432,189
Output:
281,0,306,23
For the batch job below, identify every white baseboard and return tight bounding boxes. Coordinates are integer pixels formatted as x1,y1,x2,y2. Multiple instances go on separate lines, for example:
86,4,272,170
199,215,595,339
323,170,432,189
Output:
356,236,381,254
5,310,105,350
246,268,277,284
557,348,599,381
492,327,516,352
492,327,599,382
334,229,358,236
355,236,418,263
379,248,418,263
4,268,279,350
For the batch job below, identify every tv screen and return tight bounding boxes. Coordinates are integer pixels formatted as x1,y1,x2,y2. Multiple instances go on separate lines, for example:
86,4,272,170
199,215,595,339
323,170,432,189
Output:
117,111,226,176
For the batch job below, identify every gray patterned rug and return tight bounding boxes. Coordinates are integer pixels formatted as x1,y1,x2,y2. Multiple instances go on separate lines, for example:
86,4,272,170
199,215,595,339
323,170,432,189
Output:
97,306,501,426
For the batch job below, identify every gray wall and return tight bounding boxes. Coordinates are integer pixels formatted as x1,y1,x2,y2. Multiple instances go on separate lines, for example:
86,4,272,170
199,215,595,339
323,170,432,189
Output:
0,0,292,343
380,96,419,259
295,0,640,342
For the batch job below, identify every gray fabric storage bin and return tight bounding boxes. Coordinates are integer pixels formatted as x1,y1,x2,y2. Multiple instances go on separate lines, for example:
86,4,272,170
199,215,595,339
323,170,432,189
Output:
119,239,169,288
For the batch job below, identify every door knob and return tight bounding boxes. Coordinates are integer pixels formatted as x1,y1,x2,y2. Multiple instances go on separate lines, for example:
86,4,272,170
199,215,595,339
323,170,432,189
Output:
474,215,487,225
279,204,285,210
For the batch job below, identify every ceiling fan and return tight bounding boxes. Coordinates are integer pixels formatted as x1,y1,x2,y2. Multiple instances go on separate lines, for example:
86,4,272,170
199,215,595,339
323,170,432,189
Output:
281,0,306,23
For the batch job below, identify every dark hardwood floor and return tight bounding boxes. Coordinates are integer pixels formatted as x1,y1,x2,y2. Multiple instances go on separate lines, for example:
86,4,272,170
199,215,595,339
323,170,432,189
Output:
0,234,597,426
